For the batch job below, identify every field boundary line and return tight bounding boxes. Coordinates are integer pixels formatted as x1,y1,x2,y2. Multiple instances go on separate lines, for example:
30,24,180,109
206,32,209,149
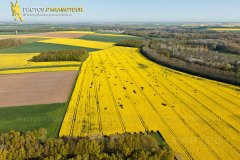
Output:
58,56,88,137
55,64,81,137
70,59,90,136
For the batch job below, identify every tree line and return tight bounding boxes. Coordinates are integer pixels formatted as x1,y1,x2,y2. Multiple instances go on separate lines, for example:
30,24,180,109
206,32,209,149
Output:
117,29,240,85
0,129,173,160
30,50,88,62
0,38,24,50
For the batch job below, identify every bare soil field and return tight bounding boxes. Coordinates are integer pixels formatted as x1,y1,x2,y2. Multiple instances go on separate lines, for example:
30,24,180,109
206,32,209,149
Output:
0,71,77,107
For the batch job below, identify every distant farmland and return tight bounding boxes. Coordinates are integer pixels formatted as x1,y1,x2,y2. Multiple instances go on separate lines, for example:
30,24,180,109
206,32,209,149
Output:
80,34,142,42
208,28,240,31
1,31,240,159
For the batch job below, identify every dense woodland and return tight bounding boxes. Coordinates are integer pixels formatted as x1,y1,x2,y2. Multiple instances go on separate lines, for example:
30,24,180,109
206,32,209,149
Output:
0,129,173,160
0,38,24,50
30,50,88,62
117,28,240,85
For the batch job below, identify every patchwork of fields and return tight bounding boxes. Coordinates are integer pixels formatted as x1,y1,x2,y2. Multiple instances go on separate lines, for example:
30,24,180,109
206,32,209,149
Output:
0,31,95,39
0,42,98,53
0,31,114,74
0,31,141,137
0,31,137,77
1,31,240,159
60,46,240,159
80,34,142,42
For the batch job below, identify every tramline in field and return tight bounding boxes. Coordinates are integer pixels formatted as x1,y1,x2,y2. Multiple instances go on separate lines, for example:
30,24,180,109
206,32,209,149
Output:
60,46,240,160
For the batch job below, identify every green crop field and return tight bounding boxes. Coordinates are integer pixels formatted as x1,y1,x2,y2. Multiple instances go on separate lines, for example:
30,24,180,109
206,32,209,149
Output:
0,103,66,137
79,34,143,42
21,38,48,44
0,42,99,53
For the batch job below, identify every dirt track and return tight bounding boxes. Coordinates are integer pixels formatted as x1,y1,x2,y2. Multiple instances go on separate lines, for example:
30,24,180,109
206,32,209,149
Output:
0,71,77,107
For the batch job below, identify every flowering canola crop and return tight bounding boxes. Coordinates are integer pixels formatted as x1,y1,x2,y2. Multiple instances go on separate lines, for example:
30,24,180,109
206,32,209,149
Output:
0,53,80,74
208,28,240,31
60,46,240,160
39,38,114,49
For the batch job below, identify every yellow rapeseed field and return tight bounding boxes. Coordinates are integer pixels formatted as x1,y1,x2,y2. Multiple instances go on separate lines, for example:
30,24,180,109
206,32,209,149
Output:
39,38,114,49
0,53,80,74
60,46,240,159
208,28,240,31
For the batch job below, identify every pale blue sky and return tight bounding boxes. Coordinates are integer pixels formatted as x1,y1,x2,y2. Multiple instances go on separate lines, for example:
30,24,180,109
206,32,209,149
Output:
0,0,240,23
